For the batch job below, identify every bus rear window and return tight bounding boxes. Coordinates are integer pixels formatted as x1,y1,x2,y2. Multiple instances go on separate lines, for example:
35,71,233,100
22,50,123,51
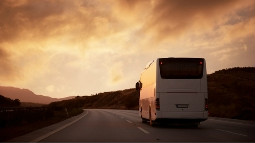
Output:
159,58,204,79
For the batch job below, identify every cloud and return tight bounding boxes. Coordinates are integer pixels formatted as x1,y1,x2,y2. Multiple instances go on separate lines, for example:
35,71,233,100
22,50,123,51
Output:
0,47,19,82
0,47,11,75
222,16,255,44
140,0,253,43
46,85,55,93
0,0,67,42
109,62,124,84
0,0,123,46
0,0,122,84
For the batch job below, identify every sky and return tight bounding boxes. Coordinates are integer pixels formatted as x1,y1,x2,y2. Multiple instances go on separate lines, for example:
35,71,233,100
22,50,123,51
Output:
0,0,254,98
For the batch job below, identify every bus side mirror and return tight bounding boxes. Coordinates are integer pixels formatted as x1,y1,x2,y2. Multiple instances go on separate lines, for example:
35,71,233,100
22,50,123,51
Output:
136,81,142,91
136,82,140,91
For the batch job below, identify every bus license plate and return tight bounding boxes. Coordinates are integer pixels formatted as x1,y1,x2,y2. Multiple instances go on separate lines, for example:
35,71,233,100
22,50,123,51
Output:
176,104,189,108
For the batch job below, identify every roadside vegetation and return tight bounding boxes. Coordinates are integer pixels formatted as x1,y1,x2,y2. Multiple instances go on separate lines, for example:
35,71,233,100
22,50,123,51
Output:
82,88,139,110
0,96,83,141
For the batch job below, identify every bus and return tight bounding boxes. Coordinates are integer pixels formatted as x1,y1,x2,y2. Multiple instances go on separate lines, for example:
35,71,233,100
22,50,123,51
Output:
136,58,208,126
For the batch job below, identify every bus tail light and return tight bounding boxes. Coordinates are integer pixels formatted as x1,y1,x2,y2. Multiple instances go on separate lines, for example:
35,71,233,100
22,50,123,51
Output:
156,98,160,110
205,98,208,111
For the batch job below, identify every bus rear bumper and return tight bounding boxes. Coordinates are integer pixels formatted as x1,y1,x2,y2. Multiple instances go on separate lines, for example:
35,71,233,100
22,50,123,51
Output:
156,111,208,122
155,118,207,123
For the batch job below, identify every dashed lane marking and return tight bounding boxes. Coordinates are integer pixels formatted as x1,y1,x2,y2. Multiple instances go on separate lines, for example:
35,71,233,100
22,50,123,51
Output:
137,127,150,134
216,129,248,137
126,120,133,123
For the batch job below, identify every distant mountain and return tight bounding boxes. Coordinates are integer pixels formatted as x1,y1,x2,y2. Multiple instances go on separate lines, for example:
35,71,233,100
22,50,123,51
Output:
0,86,74,104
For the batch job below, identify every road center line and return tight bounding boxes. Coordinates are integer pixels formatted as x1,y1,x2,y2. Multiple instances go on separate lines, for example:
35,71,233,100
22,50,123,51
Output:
137,127,150,134
216,129,248,137
126,120,132,123
30,110,89,143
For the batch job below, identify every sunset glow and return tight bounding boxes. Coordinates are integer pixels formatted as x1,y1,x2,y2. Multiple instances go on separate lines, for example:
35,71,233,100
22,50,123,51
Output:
0,0,254,98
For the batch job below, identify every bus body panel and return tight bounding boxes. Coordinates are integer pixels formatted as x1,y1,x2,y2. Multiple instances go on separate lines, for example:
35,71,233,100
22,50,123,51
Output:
159,92,205,112
139,61,156,120
159,111,207,119
139,58,208,123
157,79,201,92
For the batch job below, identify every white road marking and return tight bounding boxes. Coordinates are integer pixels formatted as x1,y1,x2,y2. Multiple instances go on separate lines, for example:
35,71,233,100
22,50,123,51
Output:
216,129,248,137
137,127,150,134
126,120,132,123
209,118,254,126
30,110,89,143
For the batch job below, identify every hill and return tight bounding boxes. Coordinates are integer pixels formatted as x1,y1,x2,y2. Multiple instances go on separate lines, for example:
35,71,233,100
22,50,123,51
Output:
0,95,21,107
83,88,139,109
208,67,255,120
49,88,139,110
0,86,74,104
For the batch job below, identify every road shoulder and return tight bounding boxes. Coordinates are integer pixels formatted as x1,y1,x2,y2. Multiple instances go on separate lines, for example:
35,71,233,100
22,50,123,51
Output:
8,110,87,142
209,117,255,126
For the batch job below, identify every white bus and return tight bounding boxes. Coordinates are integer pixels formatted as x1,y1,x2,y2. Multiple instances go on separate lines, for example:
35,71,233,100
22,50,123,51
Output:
136,58,208,126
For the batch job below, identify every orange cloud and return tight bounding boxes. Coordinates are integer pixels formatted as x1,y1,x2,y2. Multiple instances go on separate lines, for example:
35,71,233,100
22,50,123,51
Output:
140,0,253,42
109,62,124,84
0,47,18,81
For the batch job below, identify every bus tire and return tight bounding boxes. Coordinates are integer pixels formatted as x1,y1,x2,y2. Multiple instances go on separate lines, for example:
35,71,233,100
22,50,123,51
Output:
149,107,154,126
192,122,200,128
141,108,147,123
142,118,147,123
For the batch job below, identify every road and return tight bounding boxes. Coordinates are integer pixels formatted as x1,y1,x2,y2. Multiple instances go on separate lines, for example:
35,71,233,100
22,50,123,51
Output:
11,109,255,142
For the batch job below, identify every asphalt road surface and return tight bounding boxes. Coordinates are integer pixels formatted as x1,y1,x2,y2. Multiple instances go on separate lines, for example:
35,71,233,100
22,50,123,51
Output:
11,109,255,142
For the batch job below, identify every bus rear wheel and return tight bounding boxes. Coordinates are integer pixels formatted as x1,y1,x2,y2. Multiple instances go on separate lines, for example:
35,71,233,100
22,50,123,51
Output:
192,122,200,128
149,108,155,126
141,108,147,123
142,118,147,123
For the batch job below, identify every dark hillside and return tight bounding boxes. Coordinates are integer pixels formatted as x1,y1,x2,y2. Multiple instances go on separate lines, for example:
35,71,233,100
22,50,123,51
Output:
0,95,20,107
52,88,139,110
86,88,139,109
62,89,139,110
208,67,255,120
